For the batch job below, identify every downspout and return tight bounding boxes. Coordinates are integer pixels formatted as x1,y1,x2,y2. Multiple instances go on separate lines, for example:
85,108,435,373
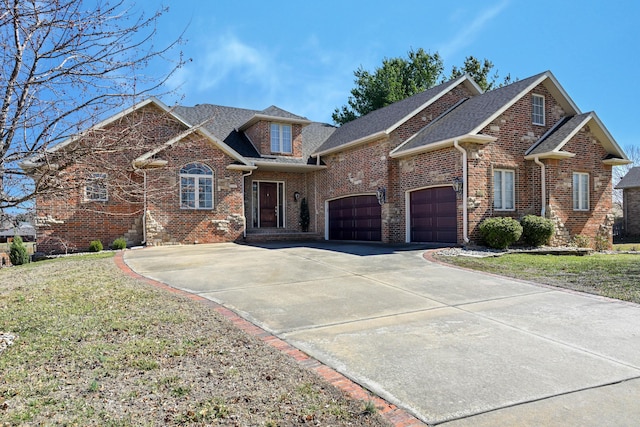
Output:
453,140,469,244
241,169,253,238
534,157,546,217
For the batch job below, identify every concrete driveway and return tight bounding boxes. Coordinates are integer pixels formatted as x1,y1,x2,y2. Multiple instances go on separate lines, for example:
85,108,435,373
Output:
124,242,640,426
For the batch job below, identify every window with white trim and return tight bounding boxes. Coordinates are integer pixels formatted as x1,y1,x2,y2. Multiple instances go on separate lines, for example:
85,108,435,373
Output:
532,94,545,125
573,172,589,211
180,163,213,209
493,169,515,210
270,123,292,153
85,173,108,201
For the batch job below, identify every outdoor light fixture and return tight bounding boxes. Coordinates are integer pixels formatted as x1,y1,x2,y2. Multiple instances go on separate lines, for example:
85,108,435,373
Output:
376,187,386,205
293,191,300,202
452,177,464,194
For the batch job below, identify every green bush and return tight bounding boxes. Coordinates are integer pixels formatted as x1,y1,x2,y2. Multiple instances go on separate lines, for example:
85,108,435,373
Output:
479,217,523,249
9,235,30,265
88,240,103,252
520,215,555,247
111,237,127,250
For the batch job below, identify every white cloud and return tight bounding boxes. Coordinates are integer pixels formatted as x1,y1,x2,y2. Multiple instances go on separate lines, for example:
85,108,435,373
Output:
439,0,510,59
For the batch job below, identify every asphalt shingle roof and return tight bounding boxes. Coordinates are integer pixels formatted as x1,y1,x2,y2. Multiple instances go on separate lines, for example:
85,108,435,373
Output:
313,75,469,154
526,113,591,156
396,72,547,153
616,166,640,189
173,104,334,163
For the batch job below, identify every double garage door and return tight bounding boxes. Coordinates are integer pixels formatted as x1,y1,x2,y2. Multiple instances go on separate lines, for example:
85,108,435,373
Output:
327,188,457,243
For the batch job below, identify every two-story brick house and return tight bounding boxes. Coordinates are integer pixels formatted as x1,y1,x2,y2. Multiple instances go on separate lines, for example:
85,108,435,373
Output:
34,70,629,253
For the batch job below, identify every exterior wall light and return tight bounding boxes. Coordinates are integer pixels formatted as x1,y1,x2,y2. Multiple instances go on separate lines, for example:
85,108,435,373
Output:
376,187,386,205
452,177,464,194
293,191,300,202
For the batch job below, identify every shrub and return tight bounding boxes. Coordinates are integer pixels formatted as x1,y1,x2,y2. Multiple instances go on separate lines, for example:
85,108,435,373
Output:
88,240,103,252
479,217,523,249
571,235,591,248
520,215,555,247
594,235,611,252
9,235,30,265
111,237,127,250
299,197,310,232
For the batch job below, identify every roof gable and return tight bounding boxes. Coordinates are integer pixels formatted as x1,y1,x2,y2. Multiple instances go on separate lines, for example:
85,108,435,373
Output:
313,74,482,156
391,71,584,156
524,111,629,162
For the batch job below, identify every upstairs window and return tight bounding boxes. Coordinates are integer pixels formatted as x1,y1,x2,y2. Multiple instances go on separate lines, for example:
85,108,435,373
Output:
573,172,589,211
180,163,213,209
270,123,292,153
493,169,515,211
85,173,108,201
532,94,545,125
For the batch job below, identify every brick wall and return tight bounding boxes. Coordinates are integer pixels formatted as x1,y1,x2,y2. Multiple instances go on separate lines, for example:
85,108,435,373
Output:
624,188,640,235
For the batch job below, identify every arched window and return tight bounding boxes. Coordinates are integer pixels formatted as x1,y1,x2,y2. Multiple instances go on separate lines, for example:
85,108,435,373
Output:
180,163,213,209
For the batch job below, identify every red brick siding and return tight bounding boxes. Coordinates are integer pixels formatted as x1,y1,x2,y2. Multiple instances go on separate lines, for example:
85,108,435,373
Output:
245,170,314,232
245,121,304,157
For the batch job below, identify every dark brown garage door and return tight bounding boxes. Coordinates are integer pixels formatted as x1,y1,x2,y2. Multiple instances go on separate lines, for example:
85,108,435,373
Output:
328,195,381,241
410,187,457,243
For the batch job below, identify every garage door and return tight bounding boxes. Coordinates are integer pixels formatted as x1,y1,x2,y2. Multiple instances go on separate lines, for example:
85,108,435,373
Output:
328,195,381,241
410,187,457,243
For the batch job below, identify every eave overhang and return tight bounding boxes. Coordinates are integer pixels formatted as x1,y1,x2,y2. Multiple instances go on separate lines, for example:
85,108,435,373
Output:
252,161,327,172
389,134,497,158
312,131,388,157
524,151,576,160
237,114,312,131
226,164,258,171
603,158,632,166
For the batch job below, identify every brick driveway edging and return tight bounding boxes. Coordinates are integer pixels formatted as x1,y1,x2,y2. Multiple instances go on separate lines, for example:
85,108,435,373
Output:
114,251,427,427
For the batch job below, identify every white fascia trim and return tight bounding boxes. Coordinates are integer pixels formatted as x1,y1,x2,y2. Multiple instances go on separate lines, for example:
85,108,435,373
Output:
238,114,312,131
524,151,576,160
587,111,629,160
49,97,187,154
468,74,550,135
226,164,258,171
385,75,479,135
252,161,327,172
603,158,633,166
311,131,387,157
552,114,592,153
544,71,582,116
389,134,496,158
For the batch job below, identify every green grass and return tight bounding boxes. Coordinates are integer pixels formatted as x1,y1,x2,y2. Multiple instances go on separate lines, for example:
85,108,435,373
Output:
440,253,640,303
0,253,390,426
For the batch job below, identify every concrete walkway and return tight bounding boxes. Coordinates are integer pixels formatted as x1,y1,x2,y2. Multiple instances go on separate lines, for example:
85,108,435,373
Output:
124,242,640,426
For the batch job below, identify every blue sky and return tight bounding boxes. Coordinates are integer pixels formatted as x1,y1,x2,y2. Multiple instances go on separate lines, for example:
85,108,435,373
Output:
141,0,639,153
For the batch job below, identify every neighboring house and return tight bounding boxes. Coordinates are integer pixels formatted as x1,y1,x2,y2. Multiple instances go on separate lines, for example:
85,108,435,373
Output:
615,166,640,236
33,70,629,253
0,222,36,243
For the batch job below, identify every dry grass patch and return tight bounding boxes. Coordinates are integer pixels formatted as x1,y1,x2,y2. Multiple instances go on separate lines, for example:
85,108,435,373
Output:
0,253,390,426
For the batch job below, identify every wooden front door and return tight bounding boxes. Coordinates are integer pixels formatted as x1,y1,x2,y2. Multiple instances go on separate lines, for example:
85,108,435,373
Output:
259,182,278,228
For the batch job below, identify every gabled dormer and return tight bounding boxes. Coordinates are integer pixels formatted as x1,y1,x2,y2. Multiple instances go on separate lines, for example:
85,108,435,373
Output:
238,106,311,158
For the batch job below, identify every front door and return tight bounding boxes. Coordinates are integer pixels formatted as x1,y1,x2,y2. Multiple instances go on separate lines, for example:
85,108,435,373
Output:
259,182,278,228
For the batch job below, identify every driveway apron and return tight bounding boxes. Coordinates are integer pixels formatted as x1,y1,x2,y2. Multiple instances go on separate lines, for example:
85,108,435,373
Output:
124,242,640,426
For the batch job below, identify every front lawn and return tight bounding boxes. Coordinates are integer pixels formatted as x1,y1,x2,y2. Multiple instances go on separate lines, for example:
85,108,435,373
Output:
438,253,640,304
0,254,389,426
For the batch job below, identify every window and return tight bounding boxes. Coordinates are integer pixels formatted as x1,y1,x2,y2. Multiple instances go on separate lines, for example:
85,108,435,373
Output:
85,173,107,201
532,94,545,125
494,169,515,210
270,123,292,153
573,172,589,211
180,163,213,209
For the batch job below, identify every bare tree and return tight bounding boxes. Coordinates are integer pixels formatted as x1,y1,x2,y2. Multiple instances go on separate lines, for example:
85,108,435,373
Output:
613,144,640,209
0,0,185,209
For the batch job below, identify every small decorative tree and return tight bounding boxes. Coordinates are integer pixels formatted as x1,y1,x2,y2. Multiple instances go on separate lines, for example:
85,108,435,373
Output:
300,197,310,232
9,235,30,265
